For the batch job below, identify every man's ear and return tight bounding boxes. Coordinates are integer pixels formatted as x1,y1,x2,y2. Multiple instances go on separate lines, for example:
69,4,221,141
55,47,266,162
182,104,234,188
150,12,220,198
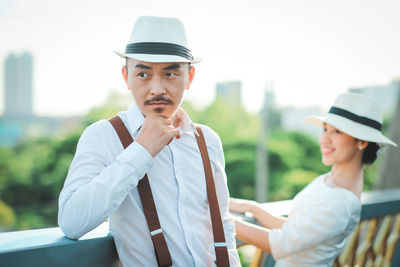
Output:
185,66,195,90
122,65,129,88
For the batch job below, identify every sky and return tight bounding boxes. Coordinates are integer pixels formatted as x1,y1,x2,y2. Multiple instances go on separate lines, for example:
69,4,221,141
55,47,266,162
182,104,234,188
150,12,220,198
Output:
1,0,400,116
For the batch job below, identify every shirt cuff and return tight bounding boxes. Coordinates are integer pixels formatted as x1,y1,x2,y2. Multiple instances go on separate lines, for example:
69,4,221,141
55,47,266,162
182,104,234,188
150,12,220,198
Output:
116,141,153,178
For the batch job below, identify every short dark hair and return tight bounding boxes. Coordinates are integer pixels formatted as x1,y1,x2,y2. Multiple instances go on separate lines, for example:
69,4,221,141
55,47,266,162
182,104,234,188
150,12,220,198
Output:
362,142,380,165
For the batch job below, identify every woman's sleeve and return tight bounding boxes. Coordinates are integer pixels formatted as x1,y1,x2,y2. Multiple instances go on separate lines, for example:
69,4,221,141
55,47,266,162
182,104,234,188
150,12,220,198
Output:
268,192,353,260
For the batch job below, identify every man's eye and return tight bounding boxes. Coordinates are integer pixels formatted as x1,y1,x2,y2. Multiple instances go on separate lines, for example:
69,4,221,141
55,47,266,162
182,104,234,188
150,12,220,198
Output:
166,73,177,78
138,73,148,78
335,129,342,134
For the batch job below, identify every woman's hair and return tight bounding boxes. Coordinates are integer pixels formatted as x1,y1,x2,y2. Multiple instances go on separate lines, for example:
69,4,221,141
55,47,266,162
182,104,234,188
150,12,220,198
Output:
362,142,380,165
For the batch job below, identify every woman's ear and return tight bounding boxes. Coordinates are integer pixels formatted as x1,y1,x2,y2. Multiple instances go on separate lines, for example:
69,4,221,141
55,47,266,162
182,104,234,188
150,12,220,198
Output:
358,140,368,150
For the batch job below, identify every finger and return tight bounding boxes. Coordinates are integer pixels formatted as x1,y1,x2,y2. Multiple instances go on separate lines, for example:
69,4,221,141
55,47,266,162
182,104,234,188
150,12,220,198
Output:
175,129,181,139
168,128,181,138
172,114,181,128
171,110,183,127
162,118,173,126
166,129,180,145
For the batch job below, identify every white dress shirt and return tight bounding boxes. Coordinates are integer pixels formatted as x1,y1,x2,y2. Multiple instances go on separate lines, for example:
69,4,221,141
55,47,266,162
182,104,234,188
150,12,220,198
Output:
268,174,361,266
58,102,240,267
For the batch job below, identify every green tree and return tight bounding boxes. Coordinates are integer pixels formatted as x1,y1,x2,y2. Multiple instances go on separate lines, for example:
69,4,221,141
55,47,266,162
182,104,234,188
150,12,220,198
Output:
0,198,16,230
192,97,260,144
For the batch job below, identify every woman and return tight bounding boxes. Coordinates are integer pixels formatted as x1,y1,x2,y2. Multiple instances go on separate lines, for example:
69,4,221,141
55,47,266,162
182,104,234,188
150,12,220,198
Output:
230,92,397,266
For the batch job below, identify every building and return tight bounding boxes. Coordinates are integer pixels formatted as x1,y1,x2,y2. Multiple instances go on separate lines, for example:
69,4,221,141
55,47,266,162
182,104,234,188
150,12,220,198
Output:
349,79,400,116
281,106,325,137
1,52,82,147
4,53,33,117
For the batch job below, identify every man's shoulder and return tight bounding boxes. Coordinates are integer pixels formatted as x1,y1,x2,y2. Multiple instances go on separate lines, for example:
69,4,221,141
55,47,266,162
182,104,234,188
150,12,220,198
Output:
81,119,116,139
193,123,223,152
87,118,113,130
193,123,220,141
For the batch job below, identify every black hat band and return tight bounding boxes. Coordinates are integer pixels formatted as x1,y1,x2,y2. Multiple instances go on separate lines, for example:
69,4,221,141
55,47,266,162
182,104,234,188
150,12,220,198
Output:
329,106,382,131
125,42,194,61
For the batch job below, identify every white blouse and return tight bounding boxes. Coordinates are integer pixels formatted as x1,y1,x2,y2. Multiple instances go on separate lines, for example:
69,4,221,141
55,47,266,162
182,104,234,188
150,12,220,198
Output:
268,174,361,266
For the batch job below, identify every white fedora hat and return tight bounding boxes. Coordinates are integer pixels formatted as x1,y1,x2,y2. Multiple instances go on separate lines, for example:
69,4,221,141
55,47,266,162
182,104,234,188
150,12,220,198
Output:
114,16,200,63
305,92,397,147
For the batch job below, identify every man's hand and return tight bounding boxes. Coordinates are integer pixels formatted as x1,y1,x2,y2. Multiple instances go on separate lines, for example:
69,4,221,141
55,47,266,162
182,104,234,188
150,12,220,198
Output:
136,115,181,157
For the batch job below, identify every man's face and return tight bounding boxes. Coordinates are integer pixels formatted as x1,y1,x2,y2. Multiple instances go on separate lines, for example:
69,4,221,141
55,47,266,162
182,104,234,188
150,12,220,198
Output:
122,58,195,118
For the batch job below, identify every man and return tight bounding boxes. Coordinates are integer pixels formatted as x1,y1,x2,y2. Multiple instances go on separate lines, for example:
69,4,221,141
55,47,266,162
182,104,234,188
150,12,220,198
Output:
58,16,240,266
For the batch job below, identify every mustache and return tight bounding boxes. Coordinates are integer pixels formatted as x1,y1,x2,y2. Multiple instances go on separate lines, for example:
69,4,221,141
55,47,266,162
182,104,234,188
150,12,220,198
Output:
144,96,174,105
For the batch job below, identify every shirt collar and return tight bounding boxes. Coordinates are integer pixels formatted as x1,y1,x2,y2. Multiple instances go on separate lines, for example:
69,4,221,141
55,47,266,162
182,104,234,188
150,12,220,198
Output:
125,101,145,135
125,102,199,136
179,109,200,136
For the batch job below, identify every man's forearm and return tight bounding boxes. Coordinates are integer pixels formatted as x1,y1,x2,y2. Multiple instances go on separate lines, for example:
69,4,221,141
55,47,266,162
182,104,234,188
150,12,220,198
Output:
58,137,152,239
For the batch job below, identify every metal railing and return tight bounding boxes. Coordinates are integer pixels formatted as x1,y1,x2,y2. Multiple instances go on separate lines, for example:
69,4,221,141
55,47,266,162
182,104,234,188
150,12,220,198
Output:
0,189,399,267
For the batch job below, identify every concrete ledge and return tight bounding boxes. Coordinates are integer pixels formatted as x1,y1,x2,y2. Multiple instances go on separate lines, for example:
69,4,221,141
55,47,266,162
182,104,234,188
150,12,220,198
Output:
0,223,118,267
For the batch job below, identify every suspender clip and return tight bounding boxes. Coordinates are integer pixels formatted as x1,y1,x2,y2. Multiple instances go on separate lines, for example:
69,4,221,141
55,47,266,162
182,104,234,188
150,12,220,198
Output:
150,228,163,236
214,242,228,247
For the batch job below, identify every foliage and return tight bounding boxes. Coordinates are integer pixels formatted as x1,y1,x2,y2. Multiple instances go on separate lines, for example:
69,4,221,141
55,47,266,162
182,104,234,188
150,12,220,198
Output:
0,94,379,232
222,129,330,202
0,131,82,230
84,91,131,126
0,198,16,230
186,98,260,143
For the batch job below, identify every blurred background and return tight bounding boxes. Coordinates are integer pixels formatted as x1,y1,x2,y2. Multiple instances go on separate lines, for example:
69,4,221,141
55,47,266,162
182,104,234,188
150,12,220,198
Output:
1,0,400,247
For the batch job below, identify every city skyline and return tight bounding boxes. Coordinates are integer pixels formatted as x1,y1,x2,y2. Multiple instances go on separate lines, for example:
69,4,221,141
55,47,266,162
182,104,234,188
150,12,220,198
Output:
1,0,400,116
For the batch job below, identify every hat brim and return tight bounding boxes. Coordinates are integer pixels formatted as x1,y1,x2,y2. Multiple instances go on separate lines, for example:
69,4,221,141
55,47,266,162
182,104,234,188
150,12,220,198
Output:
114,50,201,63
304,115,398,147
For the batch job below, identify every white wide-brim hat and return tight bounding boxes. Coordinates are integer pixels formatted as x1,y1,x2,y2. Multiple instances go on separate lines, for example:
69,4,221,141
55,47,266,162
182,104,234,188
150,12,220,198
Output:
114,16,200,63
305,92,397,147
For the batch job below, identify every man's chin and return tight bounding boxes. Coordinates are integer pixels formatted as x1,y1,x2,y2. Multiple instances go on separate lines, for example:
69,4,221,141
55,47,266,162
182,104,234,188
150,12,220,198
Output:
144,107,173,118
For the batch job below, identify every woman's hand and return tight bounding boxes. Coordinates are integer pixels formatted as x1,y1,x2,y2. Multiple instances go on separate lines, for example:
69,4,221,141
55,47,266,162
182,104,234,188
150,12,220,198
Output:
229,198,258,214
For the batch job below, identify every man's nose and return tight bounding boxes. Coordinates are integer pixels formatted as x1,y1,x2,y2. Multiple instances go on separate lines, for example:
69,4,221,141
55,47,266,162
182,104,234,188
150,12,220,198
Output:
149,77,166,95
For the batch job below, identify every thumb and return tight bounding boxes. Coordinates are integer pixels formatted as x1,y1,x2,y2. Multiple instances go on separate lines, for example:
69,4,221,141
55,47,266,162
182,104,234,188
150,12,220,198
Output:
173,128,181,139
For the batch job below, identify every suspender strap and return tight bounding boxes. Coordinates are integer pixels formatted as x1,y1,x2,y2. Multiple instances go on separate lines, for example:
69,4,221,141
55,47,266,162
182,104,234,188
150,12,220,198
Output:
109,116,172,267
194,126,230,267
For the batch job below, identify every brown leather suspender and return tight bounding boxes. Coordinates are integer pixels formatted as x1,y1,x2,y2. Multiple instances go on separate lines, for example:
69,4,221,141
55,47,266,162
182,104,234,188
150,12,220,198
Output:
194,126,230,267
109,116,172,267
109,115,230,267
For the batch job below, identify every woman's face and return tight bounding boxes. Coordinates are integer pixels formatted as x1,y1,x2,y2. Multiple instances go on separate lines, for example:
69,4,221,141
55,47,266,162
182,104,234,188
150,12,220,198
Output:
319,123,365,166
